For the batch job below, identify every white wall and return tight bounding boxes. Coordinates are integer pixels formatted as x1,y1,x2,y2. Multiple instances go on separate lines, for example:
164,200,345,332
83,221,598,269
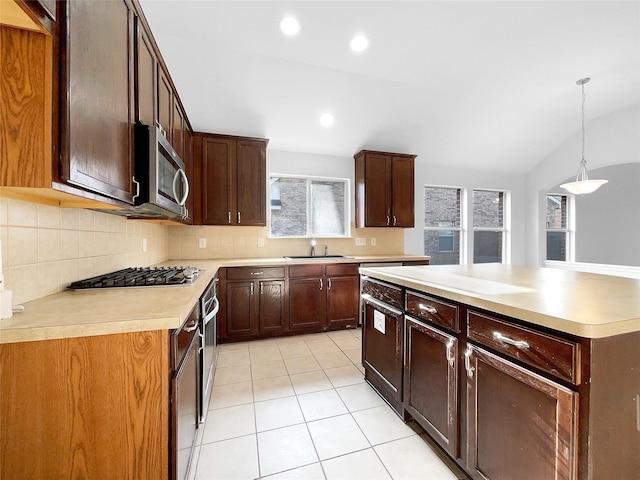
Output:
524,105,640,266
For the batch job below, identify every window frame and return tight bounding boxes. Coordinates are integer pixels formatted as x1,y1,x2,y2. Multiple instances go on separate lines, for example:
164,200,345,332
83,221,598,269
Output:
423,185,466,265
545,193,575,262
471,188,511,264
268,173,351,239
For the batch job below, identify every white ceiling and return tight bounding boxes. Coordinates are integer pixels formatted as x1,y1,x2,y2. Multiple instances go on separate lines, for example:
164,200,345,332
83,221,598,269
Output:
139,0,640,174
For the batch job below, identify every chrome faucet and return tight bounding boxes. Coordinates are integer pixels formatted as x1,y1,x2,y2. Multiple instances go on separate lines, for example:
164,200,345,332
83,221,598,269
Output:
310,239,317,257
324,245,328,256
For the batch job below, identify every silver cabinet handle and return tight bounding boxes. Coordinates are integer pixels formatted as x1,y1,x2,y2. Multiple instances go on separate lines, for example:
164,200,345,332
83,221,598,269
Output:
228,212,231,224
386,215,390,225
419,304,438,314
132,176,140,203
319,278,323,291
328,278,332,290
250,271,264,275
260,283,263,295
184,320,199,333
464,347,475,378
250,283,254,295
445,339,455,367
493,332,530,349
392,215,397,225
237,211,241,224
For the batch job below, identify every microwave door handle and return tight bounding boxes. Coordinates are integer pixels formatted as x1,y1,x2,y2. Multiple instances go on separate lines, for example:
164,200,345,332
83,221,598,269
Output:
172,168,189,206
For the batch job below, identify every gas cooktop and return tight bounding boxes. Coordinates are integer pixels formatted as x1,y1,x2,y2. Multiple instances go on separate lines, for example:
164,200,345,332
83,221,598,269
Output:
67,266,200,289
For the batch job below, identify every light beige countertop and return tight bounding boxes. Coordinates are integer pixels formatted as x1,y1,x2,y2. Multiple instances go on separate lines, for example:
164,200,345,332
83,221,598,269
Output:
359,263,640,339
0,255,427,344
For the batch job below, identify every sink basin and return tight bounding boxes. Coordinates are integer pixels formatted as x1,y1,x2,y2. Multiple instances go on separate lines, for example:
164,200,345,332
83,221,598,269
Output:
284,255,354,260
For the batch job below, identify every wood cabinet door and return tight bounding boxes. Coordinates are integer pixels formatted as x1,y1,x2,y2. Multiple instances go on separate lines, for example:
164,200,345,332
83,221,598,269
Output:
225,281,257,337
135,17,156,127
465,345,578,480
289,276,325,330
183,130,194,224
172,101,185,160
404,317,459,458
362,296,403,411
326,275,359,327
391,156,414,227
235,139,266,226
259,280,287,333
157,67,173,138
363,153,391,226
63,0,135,203
201,137,233,225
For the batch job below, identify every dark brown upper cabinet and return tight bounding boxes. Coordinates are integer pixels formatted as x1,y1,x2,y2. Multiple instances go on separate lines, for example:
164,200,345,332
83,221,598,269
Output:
135,16,156,128
60,0,137,204
197,133,268,226
354,150,416,228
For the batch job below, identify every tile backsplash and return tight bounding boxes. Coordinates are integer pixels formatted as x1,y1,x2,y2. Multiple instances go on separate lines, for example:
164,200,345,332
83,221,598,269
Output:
0,197,169,305
168,224,404,260
0,197,405,305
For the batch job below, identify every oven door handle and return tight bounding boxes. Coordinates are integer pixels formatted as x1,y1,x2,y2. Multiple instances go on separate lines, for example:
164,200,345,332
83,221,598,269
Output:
203,297,219,325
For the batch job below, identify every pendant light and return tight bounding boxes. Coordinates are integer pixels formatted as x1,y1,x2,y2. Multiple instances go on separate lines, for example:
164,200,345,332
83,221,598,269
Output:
560,77,608,195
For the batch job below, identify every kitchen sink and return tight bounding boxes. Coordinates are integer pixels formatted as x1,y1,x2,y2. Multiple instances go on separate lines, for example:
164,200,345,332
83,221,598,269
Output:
284,255,354,260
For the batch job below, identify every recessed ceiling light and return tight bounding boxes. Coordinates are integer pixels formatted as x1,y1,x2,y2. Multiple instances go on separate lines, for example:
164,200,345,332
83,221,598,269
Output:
350,34,368,52
280,16,300,36
320,113,334,128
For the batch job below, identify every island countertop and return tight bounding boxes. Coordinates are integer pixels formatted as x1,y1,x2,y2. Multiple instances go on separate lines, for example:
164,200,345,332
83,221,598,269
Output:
359,263,640,338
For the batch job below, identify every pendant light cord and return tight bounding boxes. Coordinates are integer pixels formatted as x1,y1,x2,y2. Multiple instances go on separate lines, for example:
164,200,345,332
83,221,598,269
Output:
581,81,586,163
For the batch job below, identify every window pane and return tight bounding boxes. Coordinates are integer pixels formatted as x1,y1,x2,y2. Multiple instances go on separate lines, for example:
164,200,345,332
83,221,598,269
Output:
547,231,567,261
424,230,461,265
473,231,502,263
311,181,346,236
473,190,504,228
546,195,567,229
424,187,460,228
269,178,307,236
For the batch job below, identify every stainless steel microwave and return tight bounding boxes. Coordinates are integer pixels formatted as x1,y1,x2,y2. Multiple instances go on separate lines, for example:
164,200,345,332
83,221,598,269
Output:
133,123,189,219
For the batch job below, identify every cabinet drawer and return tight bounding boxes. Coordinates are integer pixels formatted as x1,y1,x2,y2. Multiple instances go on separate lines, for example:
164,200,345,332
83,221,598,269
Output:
361,278,402,310
326,264,358,276
226,266,285,280
405,292,459,333
288,264,324,278
467,311,580,384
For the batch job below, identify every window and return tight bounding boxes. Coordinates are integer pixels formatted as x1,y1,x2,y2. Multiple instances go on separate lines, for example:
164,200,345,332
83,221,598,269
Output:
546,194,573,261
269,175,349,237
424,186,463,265
473,189,508,263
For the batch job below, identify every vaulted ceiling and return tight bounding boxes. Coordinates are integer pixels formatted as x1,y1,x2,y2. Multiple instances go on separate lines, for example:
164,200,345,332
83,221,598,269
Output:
139,1,640,174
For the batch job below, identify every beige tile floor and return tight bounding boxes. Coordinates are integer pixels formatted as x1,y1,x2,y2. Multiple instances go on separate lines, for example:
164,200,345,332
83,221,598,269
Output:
189,328,465,480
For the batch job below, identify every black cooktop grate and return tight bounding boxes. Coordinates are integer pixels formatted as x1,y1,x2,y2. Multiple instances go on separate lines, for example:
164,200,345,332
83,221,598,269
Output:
67,267,199,289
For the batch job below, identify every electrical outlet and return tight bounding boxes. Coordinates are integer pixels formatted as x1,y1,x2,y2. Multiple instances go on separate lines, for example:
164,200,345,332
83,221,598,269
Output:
370,237,377,246
142,238,147,252
257,237,265,248
356,237,366,246
198,238,207,248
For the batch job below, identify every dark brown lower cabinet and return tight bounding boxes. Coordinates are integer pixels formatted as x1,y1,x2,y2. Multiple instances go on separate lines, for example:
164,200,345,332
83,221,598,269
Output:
362,294,404,413
465,344,578,480
404,316,459,458
289,270,325,330
259,280,287,333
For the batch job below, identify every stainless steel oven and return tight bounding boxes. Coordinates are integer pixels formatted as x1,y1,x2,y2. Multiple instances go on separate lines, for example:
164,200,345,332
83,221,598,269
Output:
199,277,219,422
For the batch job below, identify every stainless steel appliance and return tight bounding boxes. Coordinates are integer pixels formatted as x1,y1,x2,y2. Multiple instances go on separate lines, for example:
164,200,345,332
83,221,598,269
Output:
198,277,219,422
132,123,190,220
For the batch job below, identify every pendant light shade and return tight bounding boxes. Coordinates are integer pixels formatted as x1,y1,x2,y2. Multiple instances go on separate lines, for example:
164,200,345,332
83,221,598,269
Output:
560,77,608,195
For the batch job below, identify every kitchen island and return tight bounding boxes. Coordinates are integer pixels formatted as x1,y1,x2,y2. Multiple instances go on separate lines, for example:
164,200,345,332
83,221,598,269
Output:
359,263,640,480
